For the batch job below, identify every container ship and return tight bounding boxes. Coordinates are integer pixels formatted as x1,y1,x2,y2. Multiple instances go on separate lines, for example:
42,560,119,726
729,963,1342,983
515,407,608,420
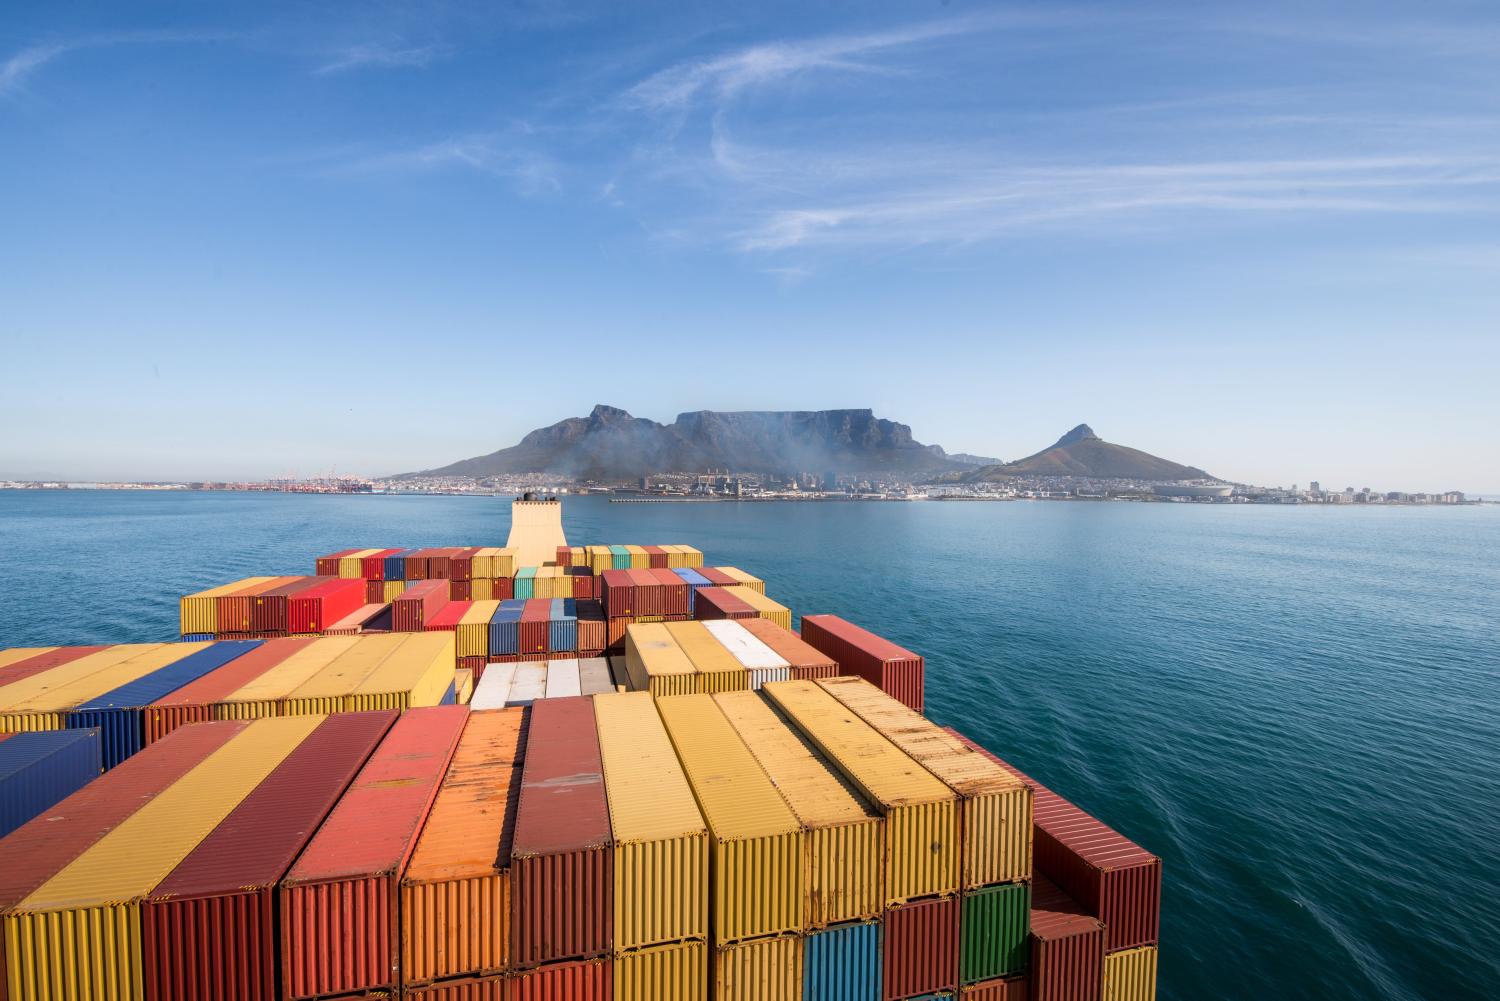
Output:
0,499,1161,1001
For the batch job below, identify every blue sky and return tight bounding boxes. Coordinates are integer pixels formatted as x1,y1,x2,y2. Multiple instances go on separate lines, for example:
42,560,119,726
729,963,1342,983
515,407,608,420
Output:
2,1,1497,491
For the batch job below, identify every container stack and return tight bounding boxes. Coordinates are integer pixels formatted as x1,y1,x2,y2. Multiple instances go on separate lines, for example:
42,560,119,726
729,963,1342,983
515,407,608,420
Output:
801,614,925,713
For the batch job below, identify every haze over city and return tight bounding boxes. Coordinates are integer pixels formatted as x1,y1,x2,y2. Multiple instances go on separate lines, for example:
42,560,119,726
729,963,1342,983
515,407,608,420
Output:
2,1,1496,491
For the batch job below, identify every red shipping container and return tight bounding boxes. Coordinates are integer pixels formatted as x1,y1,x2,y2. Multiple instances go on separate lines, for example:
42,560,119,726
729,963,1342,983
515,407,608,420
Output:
362,548,400,581
641,545,668,569
693,586,757,622
801,614,924,713
575,601,606,655
459,654,487,679
555,546,572,566
885,894,959,1000
627,569,664,617
519,599,551,656
426,547,463,580
218,578,295,636
449,547,483,582
1029,874,1103,1001
315,550,357,576
599,570,637,619
951,732,1161,953
0,721,246,994
965,976,1030,1000
252,577,334,634
426,600,473,632
406,549,434,581
605,617,631,652
510,697,612,968
739,619,837,680
513,958,611,1000
451,580,473,602
289,578,367,634
697,567,738,587
393,580,452,632
565,568,596,601
0,645,108,686
280,706,468,1000
364,579,384,605
648,568,690,617
492,576,515,601
142,711,398,1001
142,638,317,745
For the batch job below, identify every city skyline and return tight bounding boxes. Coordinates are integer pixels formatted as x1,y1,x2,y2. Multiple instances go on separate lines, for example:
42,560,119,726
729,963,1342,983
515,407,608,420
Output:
3,2,1498,491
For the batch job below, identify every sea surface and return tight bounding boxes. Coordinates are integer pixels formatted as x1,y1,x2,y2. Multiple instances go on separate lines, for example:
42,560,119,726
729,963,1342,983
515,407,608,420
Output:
1,490,1496,1000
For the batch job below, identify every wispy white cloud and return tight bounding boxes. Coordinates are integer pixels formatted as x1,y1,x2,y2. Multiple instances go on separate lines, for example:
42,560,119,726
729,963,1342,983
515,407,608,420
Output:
315,42,447,75
0,30,231,96
312,132,562,195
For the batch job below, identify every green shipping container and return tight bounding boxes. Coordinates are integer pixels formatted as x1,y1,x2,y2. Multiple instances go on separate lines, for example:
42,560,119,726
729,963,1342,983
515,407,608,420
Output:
961,882,1031,984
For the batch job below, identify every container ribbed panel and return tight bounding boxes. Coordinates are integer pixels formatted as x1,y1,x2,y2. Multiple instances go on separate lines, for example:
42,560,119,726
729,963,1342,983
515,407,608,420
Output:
713,832,802,945
1102,945,1157,1001
807,820,883,928
142,891,272,1001
888,802,960,904
280,876,391,999
614,835,709,953
510,848,612,968
400,873,508,986
3,903,139,1001
614,941,707,1001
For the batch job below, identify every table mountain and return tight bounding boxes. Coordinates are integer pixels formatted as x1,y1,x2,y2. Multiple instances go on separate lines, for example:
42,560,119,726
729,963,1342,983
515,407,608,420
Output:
401,405,967,480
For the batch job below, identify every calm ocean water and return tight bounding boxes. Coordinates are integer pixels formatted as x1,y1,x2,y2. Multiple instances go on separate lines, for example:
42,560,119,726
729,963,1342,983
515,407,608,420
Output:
1,491,1496,1000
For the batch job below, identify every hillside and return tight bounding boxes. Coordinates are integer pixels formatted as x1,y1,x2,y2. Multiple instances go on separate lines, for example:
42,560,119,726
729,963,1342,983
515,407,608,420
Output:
962,425,1214,482
402,405,968,480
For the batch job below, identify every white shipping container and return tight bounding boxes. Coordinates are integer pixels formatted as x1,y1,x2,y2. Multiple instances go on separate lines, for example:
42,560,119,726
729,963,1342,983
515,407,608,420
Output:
469,663,518,710
544,658,582,699
703,619,790,689
578,657,614,696
506,662,548,706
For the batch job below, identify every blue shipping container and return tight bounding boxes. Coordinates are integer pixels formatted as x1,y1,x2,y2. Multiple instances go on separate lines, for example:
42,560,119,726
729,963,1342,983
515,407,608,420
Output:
0,728,104,838
384,548,417,581
548,598,578,653
66,640,262,770
439,681,457,706
671,568,712,611
489,599,525,655
805,921,882,1001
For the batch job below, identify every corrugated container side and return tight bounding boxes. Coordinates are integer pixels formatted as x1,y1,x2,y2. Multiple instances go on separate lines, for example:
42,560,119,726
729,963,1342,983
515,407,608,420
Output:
800,615,924,714
714,935,802,1001
511,957,612,1000
0,730,104,839
142,638,316,746
1028,875,1103,1001
804,921,881,1001
886,895,960,1001
962,976,1030,1000
402,974,506,1000
614,940,707,1001
739,619,837,680
1101,946,1156,1001
962,883,1031,984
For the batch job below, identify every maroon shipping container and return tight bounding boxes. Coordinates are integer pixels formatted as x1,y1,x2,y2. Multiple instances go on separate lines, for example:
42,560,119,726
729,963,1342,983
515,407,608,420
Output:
965,976,1031,1000
315,550,356,577
451,579,473,602
693,586,758,623
801,614,924,713
739,619,837,680
951,732,1161,952
143,638,318,745
426,547,462,580
513,958,611,1000
599,570,637,619
627,569,664,617
509,697,612,969
520,599,551,656
403,973,507,1000
0,645,108,686
642,545,669,569
885,894,959,1000
451,547,483,582
1029,874,1103,1001
555,546,573,566
218,580,286,636
279,706,468,1001
0,721,245,996
393,579,452,632
565,567,597,601
575,601,606,655
366,578,385,604
697,567,738,587
252,576,334,634
492,576,515,601
648,568,691,617
142,711,398,1001
289,578,367,634
405,549,434,581
361,549,397,581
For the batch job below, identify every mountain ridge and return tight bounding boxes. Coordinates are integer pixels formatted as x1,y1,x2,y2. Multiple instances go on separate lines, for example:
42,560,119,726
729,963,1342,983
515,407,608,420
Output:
960,423,1215,482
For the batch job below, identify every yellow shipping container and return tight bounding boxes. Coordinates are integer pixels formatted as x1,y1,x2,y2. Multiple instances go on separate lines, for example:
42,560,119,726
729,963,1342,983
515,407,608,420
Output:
453,667,474,704
2,715,320,1001
615,940,707,1001
656,696,803,945
457,601,500,660
625,544,650,570
179,577,274,635
819,676,1032,887
343,633,455,712
280,634,411,716
470,578,494,601
0,644,161,712
0,648,53,671
721,586,791,631
567,546,588,568
715,692,882,927
713,936,801,1001
383,579,407,603
401,709,525,986
214,636,358,720
763,680,959,904
338,549,380,579
595,692,709,952
624,624,700,698
587,545,613,574
1,644,208,734
676,546,705,568
664,622,747,694
472,547,517,580
716,568,764,595
1104,945,1159,1001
